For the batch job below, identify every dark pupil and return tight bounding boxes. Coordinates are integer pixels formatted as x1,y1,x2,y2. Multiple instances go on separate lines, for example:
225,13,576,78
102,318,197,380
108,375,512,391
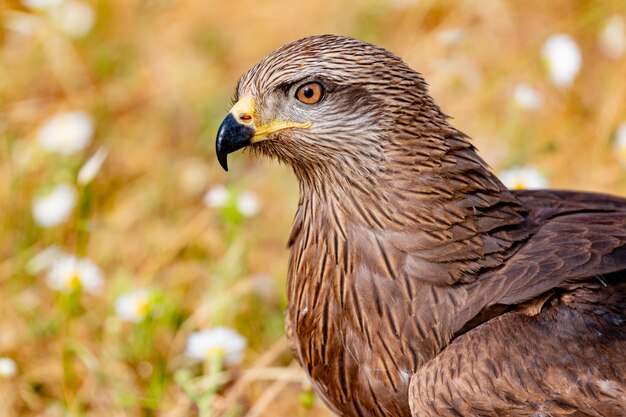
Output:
303,87,315,98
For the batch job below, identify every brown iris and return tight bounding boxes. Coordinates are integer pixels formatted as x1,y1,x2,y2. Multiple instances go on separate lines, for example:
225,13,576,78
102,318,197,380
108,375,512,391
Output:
296,82,324,104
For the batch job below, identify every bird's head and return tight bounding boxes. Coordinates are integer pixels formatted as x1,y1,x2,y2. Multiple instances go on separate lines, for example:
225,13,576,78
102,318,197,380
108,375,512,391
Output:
215,35,440,180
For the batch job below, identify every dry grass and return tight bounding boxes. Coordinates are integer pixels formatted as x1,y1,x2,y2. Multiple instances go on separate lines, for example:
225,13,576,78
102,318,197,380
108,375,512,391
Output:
1,0,625,416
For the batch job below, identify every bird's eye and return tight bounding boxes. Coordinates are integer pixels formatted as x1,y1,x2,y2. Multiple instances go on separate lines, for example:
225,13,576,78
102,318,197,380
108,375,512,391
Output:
295,82,324,104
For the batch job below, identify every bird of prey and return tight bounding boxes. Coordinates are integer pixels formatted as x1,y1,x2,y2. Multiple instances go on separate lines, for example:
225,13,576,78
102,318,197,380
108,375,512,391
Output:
215,35,626,417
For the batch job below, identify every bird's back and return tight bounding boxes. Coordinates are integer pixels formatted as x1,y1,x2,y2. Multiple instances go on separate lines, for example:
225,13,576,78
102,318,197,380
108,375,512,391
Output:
408,189,626,416
410,274,626,416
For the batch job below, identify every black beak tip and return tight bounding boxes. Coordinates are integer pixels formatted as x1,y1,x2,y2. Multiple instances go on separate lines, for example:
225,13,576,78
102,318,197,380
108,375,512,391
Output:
215,113,255,173
217,148,229,172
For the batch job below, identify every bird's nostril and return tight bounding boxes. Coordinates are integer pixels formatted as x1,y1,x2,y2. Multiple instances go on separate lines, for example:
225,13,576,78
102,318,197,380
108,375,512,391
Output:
239,113,252,122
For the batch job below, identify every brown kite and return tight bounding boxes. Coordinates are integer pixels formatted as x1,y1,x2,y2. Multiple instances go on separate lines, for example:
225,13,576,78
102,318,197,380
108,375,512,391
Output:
215,35,626,417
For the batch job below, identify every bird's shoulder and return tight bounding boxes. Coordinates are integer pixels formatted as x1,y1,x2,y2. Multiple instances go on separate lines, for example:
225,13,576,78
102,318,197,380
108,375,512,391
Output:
375,188,626,305
483,189,626,306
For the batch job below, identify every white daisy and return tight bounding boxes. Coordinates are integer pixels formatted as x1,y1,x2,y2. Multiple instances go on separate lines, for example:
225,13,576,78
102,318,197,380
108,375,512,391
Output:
236,191,260,217
46,255,104,294
77,147,108,185
0,357,17,378
5,15,39,36
49,0,95,39
250,274,276,299
186,327,247,365
513,84,543,110
599,15,626,59
499,166,549,190
541,34,582,88
179,158,210,196
115,289,153,323
436,28,465,46
21,0,64,9
203,185,230,208
32,183,77,228
26,245,65,275
615,122,626,168
37,111,93,155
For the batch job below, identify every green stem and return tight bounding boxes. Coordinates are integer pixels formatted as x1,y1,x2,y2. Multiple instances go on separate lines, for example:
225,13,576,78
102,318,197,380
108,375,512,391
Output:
61,293,79,414
76,185,93,257
198,353,224,417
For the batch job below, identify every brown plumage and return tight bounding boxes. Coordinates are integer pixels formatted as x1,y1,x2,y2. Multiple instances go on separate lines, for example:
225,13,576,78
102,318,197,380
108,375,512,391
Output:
215,35,626,416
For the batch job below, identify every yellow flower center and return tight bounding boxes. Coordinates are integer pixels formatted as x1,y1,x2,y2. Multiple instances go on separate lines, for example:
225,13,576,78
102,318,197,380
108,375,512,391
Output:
206,347,226,358
512,181,526,190
66,273,82,291
133,299,151,318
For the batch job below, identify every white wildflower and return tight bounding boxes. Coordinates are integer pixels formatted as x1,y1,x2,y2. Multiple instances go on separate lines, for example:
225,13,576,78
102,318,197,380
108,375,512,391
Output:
0,358,17,378
115,289,153,323
236,191,260,217
431,57,483,90
499,166,549,190
77,147,108,185
436,28,465,46
250,274,276,301
186,327,247,365
5,15,39,36
513,84,543,110
46,255,104,294
21,0,64,9
179,158,210,196
49,0,95,39
11,141,35,170
203,185,230,208
37,111,93,155
541,34,582,88
615,122,626,168
32,184,76,228
26,245,65,275
599,15,626,59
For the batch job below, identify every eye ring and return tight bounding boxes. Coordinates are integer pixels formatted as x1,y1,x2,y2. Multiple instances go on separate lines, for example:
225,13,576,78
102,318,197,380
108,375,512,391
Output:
295,82,324,104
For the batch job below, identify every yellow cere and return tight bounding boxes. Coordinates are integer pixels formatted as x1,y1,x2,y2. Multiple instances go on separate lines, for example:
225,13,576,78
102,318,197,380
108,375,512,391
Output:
229,95,312,143
230,95,256,125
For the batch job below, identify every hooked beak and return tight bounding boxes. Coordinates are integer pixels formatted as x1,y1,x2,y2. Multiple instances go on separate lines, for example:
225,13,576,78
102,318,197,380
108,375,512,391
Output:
215,95,311,171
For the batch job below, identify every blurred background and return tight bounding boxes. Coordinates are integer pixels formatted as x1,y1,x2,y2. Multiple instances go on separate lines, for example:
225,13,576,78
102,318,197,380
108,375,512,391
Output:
1,0,626,416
